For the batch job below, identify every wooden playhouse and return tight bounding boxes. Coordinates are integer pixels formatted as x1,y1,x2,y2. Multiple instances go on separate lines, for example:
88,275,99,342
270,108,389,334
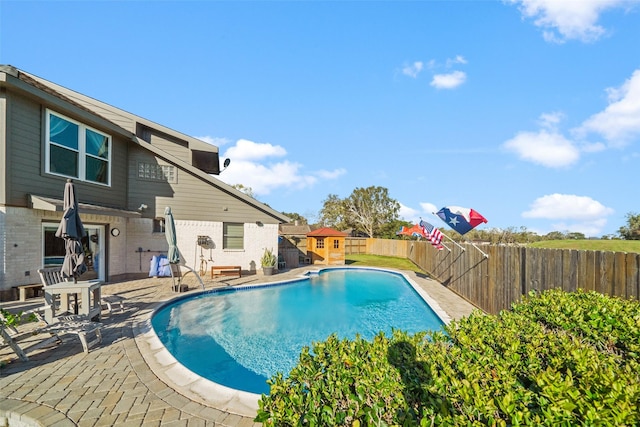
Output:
306,227,347,265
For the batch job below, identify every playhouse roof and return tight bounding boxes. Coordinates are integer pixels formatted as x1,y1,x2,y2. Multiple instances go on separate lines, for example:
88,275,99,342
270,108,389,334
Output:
307,227,348,237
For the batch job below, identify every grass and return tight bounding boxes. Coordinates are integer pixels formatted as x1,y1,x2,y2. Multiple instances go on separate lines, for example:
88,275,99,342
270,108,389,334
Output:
528,239,640,253
345,254,426,274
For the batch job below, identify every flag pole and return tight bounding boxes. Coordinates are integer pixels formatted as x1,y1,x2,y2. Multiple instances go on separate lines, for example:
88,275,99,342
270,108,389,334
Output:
432,213,466,251
433,209,489,258
418,217,451,252
439,241,452,252
423,236,451,252
441,233,463,251
463,239,489,258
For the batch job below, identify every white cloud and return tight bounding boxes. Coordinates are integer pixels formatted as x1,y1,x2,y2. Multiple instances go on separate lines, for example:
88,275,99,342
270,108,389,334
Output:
538,111,565,130
523,194,614,235
430,71,467,89
217,139,343,196
580,142,607,153
419,202,438,216
399,203,421,223
195,135,231,147
506,0,636,43
398,202,440,224
402,61,424,78
523,193,614,220
549,219,609,236
316,168,347,179
503,130,580,167
224,138,286,161
446,55,467,67
576,69,640,146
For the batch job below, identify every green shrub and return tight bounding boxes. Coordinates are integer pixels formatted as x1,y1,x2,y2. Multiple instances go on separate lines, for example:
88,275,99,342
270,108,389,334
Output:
256,290,640,426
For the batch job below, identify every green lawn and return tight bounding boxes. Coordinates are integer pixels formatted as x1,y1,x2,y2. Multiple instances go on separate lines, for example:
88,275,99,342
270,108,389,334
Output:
345,254,426,273
527,239,640,253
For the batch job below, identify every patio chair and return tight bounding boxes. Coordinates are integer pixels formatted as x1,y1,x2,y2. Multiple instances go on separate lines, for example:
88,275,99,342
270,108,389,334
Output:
0,305,102,361
37,267,126,314
278,255,286,270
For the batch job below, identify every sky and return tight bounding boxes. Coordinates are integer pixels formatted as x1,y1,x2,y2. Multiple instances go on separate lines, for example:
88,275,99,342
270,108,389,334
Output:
2,0,639,237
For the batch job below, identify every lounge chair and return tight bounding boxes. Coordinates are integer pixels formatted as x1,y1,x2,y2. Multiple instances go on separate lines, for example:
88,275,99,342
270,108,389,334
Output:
0,306,102,361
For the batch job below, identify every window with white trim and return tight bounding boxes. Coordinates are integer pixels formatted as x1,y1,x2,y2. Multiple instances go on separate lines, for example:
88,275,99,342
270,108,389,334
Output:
46,109,111,185
223,223,244,250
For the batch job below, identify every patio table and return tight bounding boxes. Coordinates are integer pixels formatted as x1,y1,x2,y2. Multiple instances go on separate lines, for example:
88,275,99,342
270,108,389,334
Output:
43,280,102,323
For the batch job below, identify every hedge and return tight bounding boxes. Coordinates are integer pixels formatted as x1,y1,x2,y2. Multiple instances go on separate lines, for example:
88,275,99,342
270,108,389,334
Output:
255,289,640,426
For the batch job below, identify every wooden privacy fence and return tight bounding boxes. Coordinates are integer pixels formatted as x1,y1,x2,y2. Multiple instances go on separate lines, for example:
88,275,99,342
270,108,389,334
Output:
365,238,640,315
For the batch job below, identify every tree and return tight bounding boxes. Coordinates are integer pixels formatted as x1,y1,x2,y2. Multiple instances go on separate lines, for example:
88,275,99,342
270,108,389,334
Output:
566,232,586,240
231,183,255,198
544,231,565,240
384,219,412,240
318,194,348,230
343,186,400,238
618,212,640,240
281,212,307,224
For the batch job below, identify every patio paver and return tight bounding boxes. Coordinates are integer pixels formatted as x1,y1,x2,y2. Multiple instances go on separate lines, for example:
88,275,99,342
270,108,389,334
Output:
1,267,477,426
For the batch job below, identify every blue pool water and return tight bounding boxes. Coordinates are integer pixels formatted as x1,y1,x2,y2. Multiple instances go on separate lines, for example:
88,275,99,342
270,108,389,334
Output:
151,268,444,395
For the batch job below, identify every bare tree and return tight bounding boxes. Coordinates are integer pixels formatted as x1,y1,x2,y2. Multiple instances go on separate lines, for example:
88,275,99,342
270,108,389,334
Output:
343,186,400,238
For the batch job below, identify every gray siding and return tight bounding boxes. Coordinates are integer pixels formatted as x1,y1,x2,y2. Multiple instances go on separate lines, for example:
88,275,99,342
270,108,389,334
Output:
128,145,281,224
6,93,129,209
149,132,190,163
26,77,137,133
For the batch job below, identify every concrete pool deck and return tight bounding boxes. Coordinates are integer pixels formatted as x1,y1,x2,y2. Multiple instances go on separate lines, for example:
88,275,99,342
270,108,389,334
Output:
1,266,478,426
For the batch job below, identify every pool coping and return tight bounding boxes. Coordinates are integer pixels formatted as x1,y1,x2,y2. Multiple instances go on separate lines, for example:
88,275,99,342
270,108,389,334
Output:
134,266,454,418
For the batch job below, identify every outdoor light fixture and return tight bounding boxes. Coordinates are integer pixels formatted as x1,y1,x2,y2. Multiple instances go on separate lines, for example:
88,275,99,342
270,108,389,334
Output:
138,204,148,211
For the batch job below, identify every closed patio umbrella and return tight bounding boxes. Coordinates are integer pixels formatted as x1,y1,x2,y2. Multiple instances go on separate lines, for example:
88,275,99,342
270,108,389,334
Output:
55,179,87,283
164,206,180,264
163,206,205,291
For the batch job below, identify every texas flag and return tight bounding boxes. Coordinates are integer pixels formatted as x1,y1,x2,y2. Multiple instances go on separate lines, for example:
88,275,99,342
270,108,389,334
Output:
436,206,487,235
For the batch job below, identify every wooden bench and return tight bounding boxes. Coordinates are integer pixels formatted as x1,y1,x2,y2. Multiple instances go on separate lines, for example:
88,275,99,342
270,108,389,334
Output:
210,265,242,278
13,284,44,301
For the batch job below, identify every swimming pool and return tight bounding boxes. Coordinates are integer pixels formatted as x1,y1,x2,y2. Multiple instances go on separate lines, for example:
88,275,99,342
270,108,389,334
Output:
151,267,446,395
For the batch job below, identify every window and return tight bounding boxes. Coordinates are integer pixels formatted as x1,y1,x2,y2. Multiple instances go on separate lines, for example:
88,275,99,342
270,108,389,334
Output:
333,239,340,249
316,238,325,249
223,223,244,249
153,218,165,233
138,162,176,183
46,110,111,185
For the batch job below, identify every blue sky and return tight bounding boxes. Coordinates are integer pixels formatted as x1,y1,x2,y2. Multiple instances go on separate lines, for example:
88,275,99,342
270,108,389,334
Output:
2,0,639,237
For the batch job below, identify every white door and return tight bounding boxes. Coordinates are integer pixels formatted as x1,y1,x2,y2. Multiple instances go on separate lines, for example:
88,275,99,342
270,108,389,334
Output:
42,223,105,281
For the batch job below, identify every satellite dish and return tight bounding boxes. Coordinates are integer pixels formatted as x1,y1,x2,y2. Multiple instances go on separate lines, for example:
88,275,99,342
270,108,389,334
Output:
220,158,231,173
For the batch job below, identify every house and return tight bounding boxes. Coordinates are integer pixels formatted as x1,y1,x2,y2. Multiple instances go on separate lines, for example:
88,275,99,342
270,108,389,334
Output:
306,227,347,265
278,221,312,267
0,65,289,300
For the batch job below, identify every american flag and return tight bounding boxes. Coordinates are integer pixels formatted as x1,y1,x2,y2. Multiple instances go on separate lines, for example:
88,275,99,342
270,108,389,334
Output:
419,219,444,249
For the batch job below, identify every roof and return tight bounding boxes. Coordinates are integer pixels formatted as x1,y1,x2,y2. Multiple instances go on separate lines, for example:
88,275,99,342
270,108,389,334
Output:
1,65,290,224
307,227,348,237
279,223,312,235
28,195,142,218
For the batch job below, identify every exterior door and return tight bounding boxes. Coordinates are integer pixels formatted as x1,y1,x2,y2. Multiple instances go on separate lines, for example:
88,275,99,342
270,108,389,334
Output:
42,223,105,281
